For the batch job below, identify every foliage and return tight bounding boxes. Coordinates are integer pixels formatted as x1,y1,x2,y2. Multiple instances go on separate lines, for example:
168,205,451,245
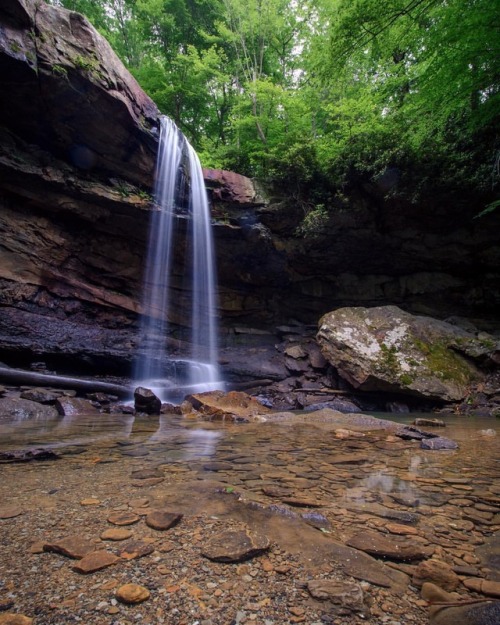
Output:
48,0,499,215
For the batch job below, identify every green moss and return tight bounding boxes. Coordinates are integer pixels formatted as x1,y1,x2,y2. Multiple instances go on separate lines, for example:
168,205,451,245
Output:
413,338,473,384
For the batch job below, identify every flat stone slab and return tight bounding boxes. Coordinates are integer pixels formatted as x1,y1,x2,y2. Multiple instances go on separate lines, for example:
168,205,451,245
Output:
43,536,95,559
201,528,270,562
73,550,120,574
0,506,23,519
100,528,133,541
145,510,183,531
119,540,155,560
107,512,140,526
346,530,433,562
307,580,365,613
130,469,164,480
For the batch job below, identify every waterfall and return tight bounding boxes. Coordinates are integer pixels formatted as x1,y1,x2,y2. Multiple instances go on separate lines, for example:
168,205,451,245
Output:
134,116,221,400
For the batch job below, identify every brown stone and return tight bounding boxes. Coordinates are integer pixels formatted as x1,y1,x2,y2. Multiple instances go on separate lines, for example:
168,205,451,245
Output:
55,396,99,416
107,512,140,526
346,530,433,562
43,536,95,559
119,540,155,560
462,578,500,598
202,528,270,562
0,506,23,519
73,550,120,574
412,559,461,591
0,615,33,625
187,390,271,421
100,528,133,541
116,583,150,604
307,580,365,612
145,510,182,531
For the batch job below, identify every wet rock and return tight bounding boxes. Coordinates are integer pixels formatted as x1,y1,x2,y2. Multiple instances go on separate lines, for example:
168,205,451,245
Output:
0,615,33,625
19,388,58,404
0,448,60,463
133,387,161,415
115,583,150,604
130,468,164,479
462,579,500,598
317,306,487,401
100,528,133,541
0,506,23,519
422,583,500,625
145,510,183,531
55,397,99,416
412,559,461,591
201,528,270,562
187,390,271,421
307,580,365,613
43,536,95,559
118,540,155,560
345,502,420,524
414,418,446,427
421,437,459,450
346,530,433,561
73,550,120,574
107,512,140,526
0,398,58,420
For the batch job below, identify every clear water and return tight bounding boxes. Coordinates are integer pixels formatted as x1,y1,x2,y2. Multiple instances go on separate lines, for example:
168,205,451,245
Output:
133,117,222,400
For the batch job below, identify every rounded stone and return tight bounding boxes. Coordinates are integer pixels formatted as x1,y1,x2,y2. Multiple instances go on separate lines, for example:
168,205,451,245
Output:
116,584,150,604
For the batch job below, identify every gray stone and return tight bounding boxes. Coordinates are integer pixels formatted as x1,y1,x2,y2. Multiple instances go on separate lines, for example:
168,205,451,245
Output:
317,306,488,401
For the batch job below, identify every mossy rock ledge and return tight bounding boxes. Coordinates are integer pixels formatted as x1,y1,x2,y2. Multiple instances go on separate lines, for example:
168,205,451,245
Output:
317,305,499,402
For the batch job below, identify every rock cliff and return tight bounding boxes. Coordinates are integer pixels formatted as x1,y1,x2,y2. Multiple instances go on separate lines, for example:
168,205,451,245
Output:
0,0,499,388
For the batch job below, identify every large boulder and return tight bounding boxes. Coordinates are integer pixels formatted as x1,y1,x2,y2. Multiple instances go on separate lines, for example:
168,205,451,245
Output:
317,306,498,401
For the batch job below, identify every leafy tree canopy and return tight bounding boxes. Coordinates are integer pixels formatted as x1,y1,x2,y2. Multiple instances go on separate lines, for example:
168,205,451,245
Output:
50,0,499,209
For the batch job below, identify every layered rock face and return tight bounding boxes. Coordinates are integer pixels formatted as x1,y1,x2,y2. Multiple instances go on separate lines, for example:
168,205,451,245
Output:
0,0,499,383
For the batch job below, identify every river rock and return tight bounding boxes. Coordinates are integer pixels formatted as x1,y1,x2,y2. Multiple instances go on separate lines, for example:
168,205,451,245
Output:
73,550,120,573
421,437,459,450
19,388,59,404
118,540,155,560
55,396,99,416
317,306,489,401
100,528,133,541
307,580,365,613
201,528,270,562
0,506,23,519
422,583,500,625
412,559,461,590
145,510,183,531
115,583,150,604
0,615,33,625
107,512,140,526
186,390,271,421
0,398,58,420
346,530,433,561
133,387,161,415
43,536,95,559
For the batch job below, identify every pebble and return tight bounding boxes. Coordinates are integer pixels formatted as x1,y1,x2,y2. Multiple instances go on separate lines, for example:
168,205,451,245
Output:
116,583,151,604
0,506,23,519
145,510,183,530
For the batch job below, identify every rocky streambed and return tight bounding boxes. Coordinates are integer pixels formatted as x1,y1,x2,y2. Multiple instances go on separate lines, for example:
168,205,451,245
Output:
0,383,499,625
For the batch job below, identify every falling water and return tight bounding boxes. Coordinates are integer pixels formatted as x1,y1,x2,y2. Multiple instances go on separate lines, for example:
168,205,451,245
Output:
134,116,221,399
